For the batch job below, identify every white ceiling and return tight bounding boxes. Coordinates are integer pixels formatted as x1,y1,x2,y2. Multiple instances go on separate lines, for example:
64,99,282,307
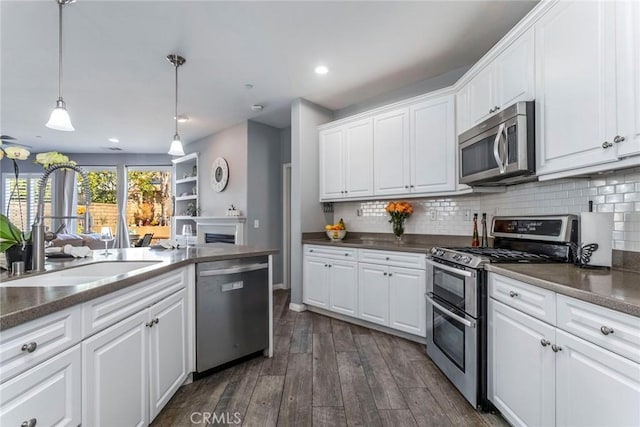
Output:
1,0,537,154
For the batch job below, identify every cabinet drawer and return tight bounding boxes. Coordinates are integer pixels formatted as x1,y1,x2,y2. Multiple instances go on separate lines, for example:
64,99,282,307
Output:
0,344,81,427
82,268,188,337
489,273,556,324
304,245,357,261
556,295,640,363
358,249,426,269
0,306,81,383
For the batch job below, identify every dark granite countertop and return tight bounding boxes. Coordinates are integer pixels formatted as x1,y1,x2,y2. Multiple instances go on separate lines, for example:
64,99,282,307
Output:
485,264,640,317
0,245,278,330
302,234,474,254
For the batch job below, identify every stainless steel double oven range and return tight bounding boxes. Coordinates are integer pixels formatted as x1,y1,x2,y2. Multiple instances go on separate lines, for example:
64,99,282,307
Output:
425,215,578,409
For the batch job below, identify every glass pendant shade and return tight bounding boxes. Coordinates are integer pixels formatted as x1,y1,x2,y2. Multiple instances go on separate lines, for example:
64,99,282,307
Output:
46,99,74,131
168,134,185,156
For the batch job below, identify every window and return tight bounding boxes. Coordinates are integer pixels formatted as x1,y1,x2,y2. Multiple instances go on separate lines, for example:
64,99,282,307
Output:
78,167,117,233
2,173,53,231
127,167,172,243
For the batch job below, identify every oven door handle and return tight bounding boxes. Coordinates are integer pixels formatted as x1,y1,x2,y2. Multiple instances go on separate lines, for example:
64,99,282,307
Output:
493,123,506,174
425,293,476,328
426,257,472,277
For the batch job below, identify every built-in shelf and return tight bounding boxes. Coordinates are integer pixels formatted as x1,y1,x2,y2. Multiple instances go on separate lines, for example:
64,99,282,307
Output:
175,195,197,201
175,176,197,184
173,216,198,220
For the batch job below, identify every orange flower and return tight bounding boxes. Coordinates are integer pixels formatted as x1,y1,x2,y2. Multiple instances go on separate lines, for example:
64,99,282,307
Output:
386,202,395,213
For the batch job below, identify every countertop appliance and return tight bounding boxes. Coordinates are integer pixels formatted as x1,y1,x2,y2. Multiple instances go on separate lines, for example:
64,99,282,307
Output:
459,101,535,186
425,215,578,409
195,256,269,377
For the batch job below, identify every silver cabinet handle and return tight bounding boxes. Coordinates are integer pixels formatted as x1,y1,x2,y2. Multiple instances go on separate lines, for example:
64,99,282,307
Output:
509,291,519,298
383,272,388,276
600,326,614,335
410,185,414,188
540,339,551,347
613,135,625,143
489,108,495,113
154,318,159,324
404,185,409,189
494,106,500,111
552,344,562,352
146,321,154,328
309,249,314,252
385,257,390,260
602,141,613,148
388,273,393,277
344,190,348,193
21,419,37,427
344,253,349,256
21,342,37,353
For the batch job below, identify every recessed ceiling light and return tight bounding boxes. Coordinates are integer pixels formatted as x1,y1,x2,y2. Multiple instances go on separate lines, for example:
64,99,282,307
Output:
314,65,329,75
251,104,264,112
108,137,119,143
174,114,190,123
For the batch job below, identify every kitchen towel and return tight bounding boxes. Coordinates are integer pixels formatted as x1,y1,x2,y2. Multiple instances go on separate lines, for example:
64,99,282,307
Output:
579,212,613,267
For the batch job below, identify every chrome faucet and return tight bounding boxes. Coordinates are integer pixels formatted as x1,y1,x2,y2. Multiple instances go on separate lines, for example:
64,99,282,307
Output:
32,162,92,272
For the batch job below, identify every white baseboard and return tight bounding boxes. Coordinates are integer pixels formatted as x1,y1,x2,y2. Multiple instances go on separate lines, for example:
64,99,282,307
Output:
273,283,285,290
288,302,307,312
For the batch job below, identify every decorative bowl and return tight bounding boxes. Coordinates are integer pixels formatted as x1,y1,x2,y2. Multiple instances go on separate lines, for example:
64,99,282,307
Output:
326,230,347,241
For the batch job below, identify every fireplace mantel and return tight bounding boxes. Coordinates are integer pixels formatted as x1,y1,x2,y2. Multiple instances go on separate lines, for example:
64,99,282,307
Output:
193,216,247,245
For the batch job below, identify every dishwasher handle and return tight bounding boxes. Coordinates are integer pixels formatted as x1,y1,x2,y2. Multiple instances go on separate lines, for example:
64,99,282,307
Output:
199,262,268,277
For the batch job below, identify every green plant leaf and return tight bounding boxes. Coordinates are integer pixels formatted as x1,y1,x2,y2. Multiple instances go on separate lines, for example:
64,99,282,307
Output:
0,214,22,244
0,240,17,253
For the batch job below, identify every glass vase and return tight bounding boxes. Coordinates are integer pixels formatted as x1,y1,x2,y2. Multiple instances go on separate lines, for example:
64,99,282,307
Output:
392,219,405,242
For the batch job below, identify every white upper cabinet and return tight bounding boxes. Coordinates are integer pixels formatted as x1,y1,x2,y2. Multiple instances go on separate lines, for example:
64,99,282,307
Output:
319,118,373,200
459,28,535,134
319,127,346,200
535,1,618,175
410,95,456,193
373,108,411,195
615,0,640,157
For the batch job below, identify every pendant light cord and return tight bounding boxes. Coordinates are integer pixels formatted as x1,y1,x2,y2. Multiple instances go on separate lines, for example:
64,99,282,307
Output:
58,0,63,100
175,62,179,136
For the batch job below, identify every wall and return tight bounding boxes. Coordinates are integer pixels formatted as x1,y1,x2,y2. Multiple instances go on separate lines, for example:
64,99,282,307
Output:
281,127,291,164
334,166,640,252
290,99,334,305
247,121,284,284
187,122,248,216
334,65,469,120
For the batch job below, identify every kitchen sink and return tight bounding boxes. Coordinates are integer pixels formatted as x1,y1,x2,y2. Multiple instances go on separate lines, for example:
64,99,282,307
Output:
1,261,162,287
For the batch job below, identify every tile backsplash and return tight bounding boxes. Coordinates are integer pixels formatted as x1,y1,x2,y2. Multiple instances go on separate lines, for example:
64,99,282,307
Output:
333,167,640,252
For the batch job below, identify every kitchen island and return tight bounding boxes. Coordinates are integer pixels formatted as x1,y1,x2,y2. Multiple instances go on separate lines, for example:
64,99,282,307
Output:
0,244,278,427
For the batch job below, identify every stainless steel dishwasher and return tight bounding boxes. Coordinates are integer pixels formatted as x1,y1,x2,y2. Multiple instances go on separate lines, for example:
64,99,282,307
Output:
196,256,269,375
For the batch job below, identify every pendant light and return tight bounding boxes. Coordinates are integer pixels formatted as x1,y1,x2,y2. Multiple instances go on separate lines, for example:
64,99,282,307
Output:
167,54,186,156
46,0,75,132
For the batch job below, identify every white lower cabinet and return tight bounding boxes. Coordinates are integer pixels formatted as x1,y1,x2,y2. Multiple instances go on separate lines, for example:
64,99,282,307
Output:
328,261,358,317
358,263,390,326
389,267,426,336
83,289,189,426
555,329,640,427
0,344,81,427
488,299,555,427
488,273,640,427
303,245,426,338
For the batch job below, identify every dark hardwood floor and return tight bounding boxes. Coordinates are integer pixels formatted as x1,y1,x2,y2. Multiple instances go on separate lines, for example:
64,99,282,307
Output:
151,290,508,427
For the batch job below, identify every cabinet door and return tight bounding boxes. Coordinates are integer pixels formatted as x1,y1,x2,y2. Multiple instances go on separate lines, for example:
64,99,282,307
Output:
388,267,426,337
495,28,535,109
488,299,555,427
319,128,345,200
456,85,470,135
467,65,495,126
83,310,149,427
373,108,410,195
616,0,640,157
555,329,640,427
358,263,389,326
0,345,81,427
329,261,358,317
535,1,617,175
149,289,189,421
410,95,456,193
344,118,374,198
303,257,329,308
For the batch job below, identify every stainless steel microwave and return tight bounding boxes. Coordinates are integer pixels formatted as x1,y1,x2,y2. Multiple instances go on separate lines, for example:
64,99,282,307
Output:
459,101,535,186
